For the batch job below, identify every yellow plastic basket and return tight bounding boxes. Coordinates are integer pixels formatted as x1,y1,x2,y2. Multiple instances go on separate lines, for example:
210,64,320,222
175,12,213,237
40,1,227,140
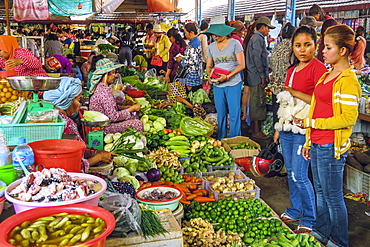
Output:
0,116,65,146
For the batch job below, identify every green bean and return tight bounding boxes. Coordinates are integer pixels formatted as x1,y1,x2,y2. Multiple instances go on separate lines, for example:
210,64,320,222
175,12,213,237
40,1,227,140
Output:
81,226,92,242
93,224,105,234
63,224,76,232
31,230,39,241
53,217,69,229
69,226,82,234
50,229,65,237
53,212,69,217
9,226,22,238
14,234,23,242
20,221,30,228
9,239,16,245
20,239,30,247
47,218,61,228
67,234,81,246
81,223,95,227
42,234,73,244
20,229,31,240
76,228,85,235
37,217,55,221
59,238,70,246
37,226,48,243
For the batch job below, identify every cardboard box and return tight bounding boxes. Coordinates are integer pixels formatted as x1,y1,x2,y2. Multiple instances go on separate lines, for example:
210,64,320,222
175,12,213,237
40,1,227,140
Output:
221,136,260,158
106,208,183,247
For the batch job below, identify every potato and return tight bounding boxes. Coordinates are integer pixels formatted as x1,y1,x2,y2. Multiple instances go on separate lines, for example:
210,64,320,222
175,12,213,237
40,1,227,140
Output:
346,156,363,171
234,175,244,180
353,150,370,165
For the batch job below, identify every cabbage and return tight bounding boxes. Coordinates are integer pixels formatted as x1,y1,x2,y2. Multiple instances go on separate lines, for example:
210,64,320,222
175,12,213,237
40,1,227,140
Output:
143,123,151,132
113,167,131,178
155,117,166,126
104,134,114,144
153,121,164,131
104,143,114,151
119,176,140,190
82,111,109,122
140,115,149,123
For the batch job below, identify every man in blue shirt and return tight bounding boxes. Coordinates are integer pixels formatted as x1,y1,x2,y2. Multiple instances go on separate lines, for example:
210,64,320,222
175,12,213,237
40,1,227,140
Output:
246,16,275,139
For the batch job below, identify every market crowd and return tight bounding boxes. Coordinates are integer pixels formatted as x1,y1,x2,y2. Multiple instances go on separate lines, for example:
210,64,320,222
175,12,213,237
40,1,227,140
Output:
0,3,368,247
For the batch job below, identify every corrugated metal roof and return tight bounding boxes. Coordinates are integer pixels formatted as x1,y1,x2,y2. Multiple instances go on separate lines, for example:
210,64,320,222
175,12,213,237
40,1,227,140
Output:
200,0,370,19
88,12,154,23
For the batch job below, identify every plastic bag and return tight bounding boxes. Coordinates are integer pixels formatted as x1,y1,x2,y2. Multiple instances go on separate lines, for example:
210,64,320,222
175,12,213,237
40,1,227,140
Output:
145,68,157,78
180,116,214,137
99,191,142,237
110,74,124,91
25,109,59,123
112,90,126,110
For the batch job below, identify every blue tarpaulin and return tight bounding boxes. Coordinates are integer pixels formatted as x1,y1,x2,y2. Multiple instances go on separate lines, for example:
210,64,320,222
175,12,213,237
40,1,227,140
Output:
48,0,93,16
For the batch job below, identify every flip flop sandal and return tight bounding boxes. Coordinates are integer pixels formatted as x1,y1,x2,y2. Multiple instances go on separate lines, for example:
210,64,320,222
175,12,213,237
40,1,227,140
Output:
294,225,312,234
280,213,297,222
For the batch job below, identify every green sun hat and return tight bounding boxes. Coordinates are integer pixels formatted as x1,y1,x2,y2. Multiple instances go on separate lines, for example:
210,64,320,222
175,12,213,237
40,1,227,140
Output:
204,24,235,37
93,58,124,75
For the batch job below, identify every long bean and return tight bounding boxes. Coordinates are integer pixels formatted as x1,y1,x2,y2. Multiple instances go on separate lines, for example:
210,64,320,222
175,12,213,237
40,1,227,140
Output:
140,207,167,238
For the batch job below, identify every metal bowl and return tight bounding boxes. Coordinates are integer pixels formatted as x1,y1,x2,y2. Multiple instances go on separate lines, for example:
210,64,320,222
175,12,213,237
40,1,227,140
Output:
7,76,62,91
81,119,110,128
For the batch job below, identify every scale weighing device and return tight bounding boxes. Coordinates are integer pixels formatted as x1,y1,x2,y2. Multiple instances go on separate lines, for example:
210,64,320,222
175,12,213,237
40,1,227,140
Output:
80,119,110,150
7,76,62,123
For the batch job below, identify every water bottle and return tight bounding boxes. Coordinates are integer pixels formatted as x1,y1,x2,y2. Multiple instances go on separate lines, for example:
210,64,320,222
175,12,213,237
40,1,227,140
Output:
0,129,11,166
12,137,34,178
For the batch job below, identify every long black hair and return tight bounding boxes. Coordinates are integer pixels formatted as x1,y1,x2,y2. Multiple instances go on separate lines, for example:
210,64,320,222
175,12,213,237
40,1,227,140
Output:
167,28,186,48
290,25,317,67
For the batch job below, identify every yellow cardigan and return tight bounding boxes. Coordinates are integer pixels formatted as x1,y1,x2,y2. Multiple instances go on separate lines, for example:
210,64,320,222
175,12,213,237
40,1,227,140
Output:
155,34,171,62
303,67,361,159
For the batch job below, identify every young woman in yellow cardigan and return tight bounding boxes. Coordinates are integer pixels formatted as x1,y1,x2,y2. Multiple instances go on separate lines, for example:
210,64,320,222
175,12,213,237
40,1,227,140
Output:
294,25,365,247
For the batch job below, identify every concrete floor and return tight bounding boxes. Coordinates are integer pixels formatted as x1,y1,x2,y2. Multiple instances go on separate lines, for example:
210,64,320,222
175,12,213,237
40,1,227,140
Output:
245,124,370,247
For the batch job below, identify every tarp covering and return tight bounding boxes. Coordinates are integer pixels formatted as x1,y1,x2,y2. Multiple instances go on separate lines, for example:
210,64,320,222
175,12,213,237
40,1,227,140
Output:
147,0,174,13
13,0,50,21
48,0,93,16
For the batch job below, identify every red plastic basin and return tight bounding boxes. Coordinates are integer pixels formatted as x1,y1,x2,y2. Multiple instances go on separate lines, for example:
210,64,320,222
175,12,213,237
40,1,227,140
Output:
0,204,115,247
126,90,146,98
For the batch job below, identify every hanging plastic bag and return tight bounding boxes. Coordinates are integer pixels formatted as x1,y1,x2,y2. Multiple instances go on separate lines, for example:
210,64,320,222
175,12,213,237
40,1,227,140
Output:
99,191,142,237
180,116,214,137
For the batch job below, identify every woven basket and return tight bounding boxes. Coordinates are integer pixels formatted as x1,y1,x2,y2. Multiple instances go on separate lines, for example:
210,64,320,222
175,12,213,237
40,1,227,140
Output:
88,161,114,176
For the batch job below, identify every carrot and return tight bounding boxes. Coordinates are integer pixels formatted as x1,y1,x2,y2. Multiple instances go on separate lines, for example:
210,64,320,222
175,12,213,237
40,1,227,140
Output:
180,198,191,205
152,181,165,186
174,184,190,193
194,197,216,203
193,191,207,196
139,181,144,186
189,184,197,191
139,182,152,190
164,181,174,186
186,194,198,201
195,189,208,194
209,195,215,199
185,192,192,196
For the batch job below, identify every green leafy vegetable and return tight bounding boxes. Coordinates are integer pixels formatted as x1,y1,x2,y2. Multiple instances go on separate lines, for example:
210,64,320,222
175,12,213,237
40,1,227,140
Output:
180,117,214,137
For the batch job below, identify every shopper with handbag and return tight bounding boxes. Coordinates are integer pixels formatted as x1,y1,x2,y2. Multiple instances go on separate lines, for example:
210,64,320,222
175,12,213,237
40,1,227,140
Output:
204,15,245,140
175,22,203,93
273,26,327,234
151,24,171,75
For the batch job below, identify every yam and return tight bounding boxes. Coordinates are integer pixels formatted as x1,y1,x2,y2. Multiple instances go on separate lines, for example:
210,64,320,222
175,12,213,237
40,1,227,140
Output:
364,164,370,174
346,156,363,171
353,150,370,165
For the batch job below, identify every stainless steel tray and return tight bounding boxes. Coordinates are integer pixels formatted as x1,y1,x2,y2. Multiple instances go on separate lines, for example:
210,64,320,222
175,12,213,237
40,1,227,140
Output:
7,76,62,91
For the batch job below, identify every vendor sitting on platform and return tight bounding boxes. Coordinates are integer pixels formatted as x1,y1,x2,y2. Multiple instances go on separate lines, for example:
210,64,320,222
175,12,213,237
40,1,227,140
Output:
0,35,48,76
89,58,143,134
43,77,117,172
44,54,72,74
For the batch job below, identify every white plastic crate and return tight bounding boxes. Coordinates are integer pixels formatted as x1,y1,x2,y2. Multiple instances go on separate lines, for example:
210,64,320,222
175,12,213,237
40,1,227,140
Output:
209,184,261,201
207,163,239,172
344,164,370,196
201,169,249,191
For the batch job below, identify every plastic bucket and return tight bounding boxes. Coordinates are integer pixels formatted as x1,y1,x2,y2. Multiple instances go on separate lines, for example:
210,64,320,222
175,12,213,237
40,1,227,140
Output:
5,172,106,213
28,139,86,172
0,204,115,247
0,196,5,215
0,165,16,185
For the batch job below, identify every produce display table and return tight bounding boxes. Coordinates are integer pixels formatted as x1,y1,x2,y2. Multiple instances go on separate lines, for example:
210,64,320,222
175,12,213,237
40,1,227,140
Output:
106,208,183,247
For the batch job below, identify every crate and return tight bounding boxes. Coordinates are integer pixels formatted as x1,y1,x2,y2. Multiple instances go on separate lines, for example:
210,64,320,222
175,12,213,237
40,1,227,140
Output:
209,184,261,201
106,208,183,247
0,116,65,146
221,136,261,158
344,164,370,196
201,169,249,191
207,163,238,172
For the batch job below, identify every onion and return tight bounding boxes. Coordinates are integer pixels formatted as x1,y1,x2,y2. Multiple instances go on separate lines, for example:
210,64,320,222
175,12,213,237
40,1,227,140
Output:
146,168,161,182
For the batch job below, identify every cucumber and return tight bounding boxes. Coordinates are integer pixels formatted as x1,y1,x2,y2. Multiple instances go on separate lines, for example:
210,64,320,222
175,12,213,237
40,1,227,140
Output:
165,141,190,146
168,136,189,142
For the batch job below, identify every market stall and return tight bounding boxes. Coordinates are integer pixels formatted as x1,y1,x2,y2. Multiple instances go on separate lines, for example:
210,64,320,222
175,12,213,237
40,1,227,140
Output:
0,61,329,247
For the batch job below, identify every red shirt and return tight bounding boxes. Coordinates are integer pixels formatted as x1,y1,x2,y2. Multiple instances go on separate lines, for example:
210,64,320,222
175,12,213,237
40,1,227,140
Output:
0,48,48,77
285,58,327,95
311,75,338,144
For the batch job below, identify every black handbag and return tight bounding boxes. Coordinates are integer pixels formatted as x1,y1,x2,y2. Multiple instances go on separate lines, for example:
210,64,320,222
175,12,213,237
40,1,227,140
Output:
176,63,190,79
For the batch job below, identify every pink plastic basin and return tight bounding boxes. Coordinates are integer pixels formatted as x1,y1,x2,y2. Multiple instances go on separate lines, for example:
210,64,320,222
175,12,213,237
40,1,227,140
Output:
0,204,115,247
5,173,107,213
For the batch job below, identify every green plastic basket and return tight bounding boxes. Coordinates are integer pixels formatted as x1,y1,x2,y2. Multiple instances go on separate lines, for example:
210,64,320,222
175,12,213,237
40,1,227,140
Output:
0,116,66,146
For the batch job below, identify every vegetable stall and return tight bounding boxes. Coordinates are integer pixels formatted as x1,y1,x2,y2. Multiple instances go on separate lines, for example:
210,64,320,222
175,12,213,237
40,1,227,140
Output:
0,67,328,247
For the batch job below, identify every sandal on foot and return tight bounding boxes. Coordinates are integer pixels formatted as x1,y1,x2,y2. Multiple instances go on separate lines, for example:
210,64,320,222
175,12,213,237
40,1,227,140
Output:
294,225,312,234
280,213,297,222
